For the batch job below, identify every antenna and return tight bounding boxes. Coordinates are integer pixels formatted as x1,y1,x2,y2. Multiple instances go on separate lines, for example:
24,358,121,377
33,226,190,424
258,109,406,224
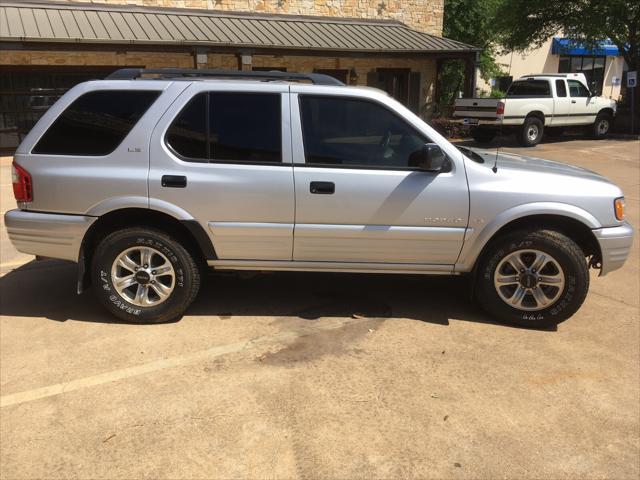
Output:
492,97,505,173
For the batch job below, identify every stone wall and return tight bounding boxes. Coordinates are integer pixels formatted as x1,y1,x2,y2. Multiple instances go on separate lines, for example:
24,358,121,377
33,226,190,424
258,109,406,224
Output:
63,0,444,35
2,49,437,117
248,54,437,115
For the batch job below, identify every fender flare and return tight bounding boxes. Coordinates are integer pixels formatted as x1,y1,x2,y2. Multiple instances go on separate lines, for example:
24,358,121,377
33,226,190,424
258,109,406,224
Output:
455,202,600,273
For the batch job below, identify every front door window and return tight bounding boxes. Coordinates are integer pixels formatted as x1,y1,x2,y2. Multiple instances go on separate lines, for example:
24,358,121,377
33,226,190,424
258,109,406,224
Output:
299,95,429,169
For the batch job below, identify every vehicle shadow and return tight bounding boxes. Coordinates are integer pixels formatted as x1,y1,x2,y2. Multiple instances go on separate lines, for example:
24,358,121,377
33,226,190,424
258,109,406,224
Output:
0,259,555,331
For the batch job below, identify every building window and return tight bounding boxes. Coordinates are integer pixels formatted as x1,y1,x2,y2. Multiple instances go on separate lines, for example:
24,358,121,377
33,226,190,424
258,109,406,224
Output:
314,69,349,84
558,55,606,94
494,76,513,93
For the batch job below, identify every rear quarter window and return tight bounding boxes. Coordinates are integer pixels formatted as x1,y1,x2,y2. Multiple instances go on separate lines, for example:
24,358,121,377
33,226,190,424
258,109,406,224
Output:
32,90,160,156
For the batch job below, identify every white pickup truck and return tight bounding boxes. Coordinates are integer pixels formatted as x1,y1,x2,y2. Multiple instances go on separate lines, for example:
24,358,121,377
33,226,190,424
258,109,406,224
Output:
453,73,617,147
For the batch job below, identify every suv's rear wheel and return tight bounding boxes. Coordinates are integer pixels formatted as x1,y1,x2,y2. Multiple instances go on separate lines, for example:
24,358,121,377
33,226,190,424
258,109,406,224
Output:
91,228,200,324
476,229,589,328
517,116,544,147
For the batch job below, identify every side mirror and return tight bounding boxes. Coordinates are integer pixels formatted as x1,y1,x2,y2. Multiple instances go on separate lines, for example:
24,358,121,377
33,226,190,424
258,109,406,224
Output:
409,144,447,172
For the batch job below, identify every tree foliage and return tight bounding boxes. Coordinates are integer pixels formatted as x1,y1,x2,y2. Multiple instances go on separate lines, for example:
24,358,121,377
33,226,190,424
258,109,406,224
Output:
439,0,505,107
496,0,640,73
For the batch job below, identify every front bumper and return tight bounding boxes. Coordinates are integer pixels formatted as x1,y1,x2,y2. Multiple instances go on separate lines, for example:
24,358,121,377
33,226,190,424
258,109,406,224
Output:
593,223,634,275
4,209,96,262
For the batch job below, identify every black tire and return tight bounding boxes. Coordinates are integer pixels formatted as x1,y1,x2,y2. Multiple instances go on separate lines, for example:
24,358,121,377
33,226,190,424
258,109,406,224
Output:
476,229,589,329
471,127,497,144
91,227,200,324
517,116,544,147
590,112,612,139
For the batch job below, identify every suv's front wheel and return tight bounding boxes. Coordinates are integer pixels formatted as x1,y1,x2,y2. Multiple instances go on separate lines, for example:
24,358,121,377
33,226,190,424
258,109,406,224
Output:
476,229,589,328
91,228,200,323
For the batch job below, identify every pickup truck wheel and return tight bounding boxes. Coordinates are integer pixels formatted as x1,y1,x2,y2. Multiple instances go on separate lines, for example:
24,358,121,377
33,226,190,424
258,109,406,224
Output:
590,112,612,139
517,117,544,147
476,229,589,329
471,127,497,144
91,228,200,324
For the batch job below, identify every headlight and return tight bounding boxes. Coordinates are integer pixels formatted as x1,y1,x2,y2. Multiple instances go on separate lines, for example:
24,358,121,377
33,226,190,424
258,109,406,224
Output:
614,197,625,221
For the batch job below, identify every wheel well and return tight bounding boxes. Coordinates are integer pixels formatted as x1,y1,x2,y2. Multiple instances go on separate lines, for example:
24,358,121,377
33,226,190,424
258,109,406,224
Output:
468,214,601,300
79,208,215,290
598,108,614,118
483,214,601,262
526,111,546,124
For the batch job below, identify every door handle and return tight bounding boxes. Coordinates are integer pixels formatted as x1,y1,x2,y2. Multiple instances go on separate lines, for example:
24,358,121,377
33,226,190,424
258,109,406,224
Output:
161,175,187,188
571,100,577,103
310,181,335,194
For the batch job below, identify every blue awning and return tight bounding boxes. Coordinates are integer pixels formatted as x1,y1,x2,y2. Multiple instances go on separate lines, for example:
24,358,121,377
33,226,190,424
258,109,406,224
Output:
552,37,620,56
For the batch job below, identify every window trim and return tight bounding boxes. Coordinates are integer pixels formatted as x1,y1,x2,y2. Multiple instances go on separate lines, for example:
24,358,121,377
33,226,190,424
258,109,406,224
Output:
297,94,447,172
164,91,285,166
30,89,161,157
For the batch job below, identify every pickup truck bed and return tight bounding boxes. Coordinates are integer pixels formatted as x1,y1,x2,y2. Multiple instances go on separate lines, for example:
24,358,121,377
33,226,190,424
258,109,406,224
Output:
452,74,616,147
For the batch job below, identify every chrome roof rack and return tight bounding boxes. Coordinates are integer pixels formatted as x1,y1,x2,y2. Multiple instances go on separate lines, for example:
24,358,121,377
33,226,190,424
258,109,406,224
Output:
106,68,345,86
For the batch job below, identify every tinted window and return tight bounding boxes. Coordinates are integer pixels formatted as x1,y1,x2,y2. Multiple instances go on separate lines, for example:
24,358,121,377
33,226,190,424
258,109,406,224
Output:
299,96,428,169
166,93,208,160
166,92,281,163
555,80,567,97
33,90,159,155
568,80,590,97
210,93,281,162
506,80,551,97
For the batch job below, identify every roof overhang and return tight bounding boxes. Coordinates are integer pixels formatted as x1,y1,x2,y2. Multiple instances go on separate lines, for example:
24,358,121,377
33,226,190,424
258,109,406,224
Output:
0,0,480,55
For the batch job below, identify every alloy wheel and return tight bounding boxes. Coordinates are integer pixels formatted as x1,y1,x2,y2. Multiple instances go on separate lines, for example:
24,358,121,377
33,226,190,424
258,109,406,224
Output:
493,249,565,311
111,246,175,307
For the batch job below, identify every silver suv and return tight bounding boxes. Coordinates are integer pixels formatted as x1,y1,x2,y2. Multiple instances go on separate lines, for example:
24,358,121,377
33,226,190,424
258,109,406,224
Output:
6,69,634,328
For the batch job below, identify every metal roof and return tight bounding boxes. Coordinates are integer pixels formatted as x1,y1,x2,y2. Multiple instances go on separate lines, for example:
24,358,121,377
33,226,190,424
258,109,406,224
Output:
0,1,478,54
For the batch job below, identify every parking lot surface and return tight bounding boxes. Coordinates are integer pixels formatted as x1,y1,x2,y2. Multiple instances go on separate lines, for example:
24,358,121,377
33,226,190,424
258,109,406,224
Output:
1,137,639,479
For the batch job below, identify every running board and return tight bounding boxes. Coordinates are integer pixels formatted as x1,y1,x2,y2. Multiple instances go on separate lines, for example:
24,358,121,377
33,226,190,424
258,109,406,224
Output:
207,260,456,275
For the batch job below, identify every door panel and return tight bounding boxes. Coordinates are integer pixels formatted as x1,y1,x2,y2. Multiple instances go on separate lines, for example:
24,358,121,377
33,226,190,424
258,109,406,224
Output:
291,92,469,266
149,83,294,261
551,79,571,126
293,166,468,264
568,80,598,125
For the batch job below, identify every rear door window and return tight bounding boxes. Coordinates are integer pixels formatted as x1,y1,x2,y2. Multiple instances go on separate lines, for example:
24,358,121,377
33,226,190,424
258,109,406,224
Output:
33,90,160,155
507,80,551,97
166,92,282,163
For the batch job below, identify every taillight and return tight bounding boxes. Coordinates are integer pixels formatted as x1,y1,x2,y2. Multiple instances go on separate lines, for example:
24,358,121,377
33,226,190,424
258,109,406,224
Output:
12,162,33,202
496,101,505,115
